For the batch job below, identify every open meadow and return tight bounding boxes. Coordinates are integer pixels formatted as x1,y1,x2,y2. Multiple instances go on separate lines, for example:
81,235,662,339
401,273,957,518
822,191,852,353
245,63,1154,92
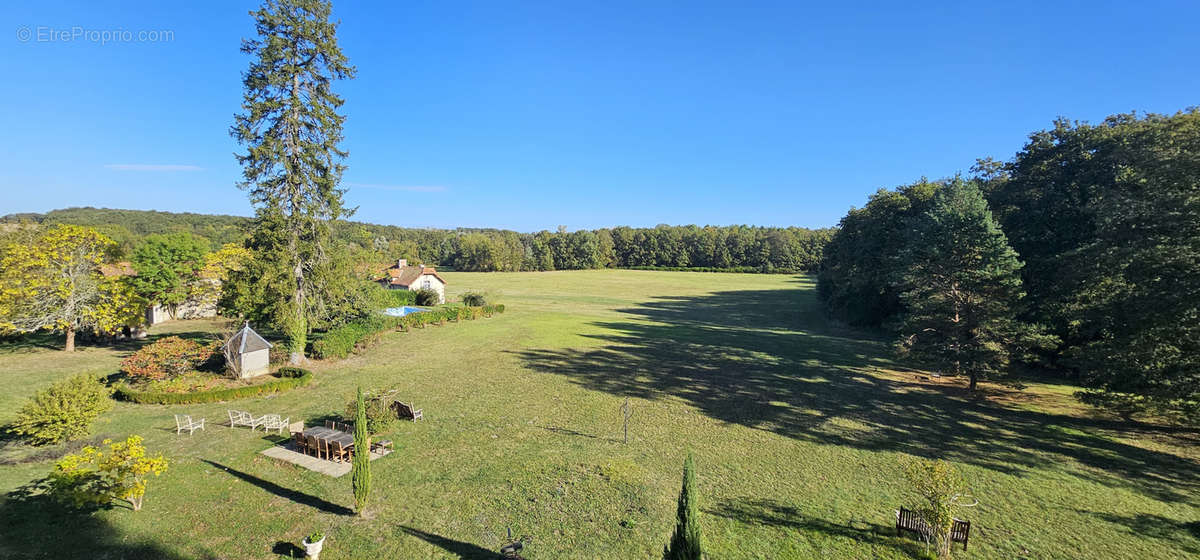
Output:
0,270,1196,559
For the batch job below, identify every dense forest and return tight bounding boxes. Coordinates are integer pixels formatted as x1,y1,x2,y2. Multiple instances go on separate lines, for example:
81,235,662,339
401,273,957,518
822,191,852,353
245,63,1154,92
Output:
2,208,832,274
819,110,1199,421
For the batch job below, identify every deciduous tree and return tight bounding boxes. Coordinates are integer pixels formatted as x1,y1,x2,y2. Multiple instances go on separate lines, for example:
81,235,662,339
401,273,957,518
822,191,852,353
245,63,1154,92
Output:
0,225,114,351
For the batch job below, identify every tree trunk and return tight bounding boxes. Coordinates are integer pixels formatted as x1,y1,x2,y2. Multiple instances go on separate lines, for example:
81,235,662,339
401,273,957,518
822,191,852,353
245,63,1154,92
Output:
968,373,978,392
64,325,75,352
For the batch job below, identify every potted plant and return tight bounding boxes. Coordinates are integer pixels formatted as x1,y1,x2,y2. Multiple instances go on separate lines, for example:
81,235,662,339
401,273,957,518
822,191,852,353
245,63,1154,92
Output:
302,531,325,559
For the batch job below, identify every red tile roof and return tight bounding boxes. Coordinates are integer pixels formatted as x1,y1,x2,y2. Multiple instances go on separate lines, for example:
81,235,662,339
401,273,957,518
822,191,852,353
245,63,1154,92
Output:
379,264,446,287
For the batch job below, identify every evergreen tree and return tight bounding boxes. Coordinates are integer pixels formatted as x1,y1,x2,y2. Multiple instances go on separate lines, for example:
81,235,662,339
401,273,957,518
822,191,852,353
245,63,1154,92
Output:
231,0,356,363
663,454,703,560
352,386,371,514
894,179,1049,391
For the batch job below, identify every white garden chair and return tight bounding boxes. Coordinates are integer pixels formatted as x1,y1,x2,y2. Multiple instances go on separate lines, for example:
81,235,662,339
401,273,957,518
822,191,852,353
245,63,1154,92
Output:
228,409,254,428
260,414,290,435
174,414,205,435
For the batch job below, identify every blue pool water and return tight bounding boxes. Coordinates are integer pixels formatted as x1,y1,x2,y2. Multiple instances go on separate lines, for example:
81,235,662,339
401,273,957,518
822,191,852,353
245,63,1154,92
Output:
382,306,428,317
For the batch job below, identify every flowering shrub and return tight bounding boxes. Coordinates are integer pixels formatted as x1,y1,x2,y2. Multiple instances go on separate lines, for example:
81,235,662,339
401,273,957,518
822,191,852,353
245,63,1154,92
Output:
121,336,219,380
48,435,168,511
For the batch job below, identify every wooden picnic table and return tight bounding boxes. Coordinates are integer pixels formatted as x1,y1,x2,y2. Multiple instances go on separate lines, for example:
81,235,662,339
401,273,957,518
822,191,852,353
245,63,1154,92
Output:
302,426,353,447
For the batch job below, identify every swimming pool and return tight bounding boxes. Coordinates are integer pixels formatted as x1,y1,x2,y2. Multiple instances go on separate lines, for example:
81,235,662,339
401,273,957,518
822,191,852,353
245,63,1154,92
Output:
382,306,428,317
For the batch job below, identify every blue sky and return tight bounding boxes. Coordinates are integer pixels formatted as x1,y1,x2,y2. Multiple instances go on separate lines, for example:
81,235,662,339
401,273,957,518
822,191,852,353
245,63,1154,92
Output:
2,1,1198,232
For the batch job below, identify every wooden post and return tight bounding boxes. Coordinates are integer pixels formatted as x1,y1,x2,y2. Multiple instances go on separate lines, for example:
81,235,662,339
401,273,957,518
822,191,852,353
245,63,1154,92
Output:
621,397,632,444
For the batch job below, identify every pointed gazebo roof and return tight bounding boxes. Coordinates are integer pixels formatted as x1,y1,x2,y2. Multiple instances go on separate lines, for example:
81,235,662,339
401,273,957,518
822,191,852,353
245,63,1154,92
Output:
222,322,273,353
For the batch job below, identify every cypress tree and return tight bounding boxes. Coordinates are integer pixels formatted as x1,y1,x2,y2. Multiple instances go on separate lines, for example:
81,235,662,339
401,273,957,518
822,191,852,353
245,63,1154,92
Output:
663,454,703,560
231,0,356,364
894,178,1050,391
352,386,371,514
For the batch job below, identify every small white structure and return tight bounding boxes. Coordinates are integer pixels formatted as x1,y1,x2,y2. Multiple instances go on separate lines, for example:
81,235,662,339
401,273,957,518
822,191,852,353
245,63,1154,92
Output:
222,322,273,379
377,259,447,304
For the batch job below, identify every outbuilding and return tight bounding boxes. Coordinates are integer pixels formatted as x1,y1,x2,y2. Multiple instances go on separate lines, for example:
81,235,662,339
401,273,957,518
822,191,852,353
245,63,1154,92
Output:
222,322,273,379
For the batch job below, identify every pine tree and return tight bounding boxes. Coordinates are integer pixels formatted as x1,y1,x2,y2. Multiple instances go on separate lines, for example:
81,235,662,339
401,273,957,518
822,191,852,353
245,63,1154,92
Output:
352,386,371,514
894,178,1049,391
663,454,703,560
231,0,356,364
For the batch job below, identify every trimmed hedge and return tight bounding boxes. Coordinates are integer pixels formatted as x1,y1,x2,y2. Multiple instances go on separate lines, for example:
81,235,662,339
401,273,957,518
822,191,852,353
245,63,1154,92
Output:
311,304,507,360
115,368,313,405
379,288,416,307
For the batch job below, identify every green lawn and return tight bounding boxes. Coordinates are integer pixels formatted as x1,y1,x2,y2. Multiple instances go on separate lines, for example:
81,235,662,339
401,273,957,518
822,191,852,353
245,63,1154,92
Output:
0,270,1197,559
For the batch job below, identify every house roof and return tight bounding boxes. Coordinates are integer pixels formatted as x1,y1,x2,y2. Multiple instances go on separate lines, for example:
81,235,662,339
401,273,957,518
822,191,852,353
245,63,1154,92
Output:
222,322,273,353
380,264,446,288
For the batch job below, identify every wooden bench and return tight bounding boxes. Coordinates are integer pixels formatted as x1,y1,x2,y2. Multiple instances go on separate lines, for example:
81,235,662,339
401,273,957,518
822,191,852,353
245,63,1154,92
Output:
896,507,970,551
391,401,424,422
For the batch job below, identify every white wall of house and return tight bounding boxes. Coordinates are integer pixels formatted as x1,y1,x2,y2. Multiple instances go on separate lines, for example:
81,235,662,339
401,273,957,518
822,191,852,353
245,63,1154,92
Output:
146,300,219,325
418,275,447,304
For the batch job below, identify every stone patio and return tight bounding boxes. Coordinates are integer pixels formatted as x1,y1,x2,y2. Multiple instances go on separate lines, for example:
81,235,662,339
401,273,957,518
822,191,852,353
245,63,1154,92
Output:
260,442,391,477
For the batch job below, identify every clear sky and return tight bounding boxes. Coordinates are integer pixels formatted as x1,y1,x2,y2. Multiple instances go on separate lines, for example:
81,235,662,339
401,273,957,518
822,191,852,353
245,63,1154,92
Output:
2,1,1198,232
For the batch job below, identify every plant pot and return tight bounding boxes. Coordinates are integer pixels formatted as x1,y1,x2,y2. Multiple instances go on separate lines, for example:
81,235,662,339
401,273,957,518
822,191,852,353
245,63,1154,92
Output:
302,536,325,559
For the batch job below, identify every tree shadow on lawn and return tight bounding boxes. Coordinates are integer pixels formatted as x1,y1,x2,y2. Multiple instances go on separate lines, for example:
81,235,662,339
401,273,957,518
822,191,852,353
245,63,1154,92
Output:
0,329,223,356
708,498,933,559
398,525,496,559
513,288,1200,505
1081,511,1200,554
0,480,218,559
201,460,353,516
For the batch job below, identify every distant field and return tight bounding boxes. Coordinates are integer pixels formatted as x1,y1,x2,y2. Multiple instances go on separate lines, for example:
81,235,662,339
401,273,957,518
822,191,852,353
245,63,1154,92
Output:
0,270,1196,558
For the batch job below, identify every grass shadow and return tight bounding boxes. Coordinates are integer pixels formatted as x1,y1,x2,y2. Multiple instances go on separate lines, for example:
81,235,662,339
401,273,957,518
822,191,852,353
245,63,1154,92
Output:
271,541,305,558
0,480,216,559
201,460,353,515
398,525,496,559
709,498,934,559
1083,511,1200,554
513,287,1200,505
537,425,621,443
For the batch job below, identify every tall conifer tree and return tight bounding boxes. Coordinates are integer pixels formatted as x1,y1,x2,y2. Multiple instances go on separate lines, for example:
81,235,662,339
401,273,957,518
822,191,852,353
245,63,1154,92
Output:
894,179,1047,391
352,386,371,514
231,0,355,363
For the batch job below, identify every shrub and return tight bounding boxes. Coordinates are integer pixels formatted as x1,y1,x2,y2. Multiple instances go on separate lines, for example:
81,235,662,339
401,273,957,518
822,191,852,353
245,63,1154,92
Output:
312,304,506,360
414,288,440,306
344,393,398,435
377,287,416,307
462,292,487,306
47,435,167,511
312,315,401,359
9,374,114,445
114,368,313,404
121,336,219,380
900,456,974,558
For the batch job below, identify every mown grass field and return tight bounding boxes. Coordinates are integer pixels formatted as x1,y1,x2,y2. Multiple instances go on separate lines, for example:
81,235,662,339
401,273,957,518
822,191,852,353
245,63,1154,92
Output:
0,270,1197,559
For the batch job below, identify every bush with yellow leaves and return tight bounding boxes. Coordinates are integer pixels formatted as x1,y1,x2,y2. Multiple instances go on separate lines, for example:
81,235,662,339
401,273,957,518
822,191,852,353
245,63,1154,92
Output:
48,435,168,512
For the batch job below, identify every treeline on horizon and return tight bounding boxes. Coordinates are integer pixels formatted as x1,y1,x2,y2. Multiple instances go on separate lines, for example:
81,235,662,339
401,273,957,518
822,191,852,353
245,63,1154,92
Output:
818,109,1199,422
1,208,833,274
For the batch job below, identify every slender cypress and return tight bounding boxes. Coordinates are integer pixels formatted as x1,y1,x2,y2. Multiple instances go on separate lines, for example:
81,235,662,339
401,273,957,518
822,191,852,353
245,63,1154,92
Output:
352,386,371,514
663,454,703,560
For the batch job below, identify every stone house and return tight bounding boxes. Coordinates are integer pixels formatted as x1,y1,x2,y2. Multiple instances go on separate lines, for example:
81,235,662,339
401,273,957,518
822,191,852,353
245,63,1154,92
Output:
377,259,447,304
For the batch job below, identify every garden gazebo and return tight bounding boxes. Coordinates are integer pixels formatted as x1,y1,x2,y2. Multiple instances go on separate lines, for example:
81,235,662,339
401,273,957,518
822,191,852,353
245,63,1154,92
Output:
222,322,272,379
